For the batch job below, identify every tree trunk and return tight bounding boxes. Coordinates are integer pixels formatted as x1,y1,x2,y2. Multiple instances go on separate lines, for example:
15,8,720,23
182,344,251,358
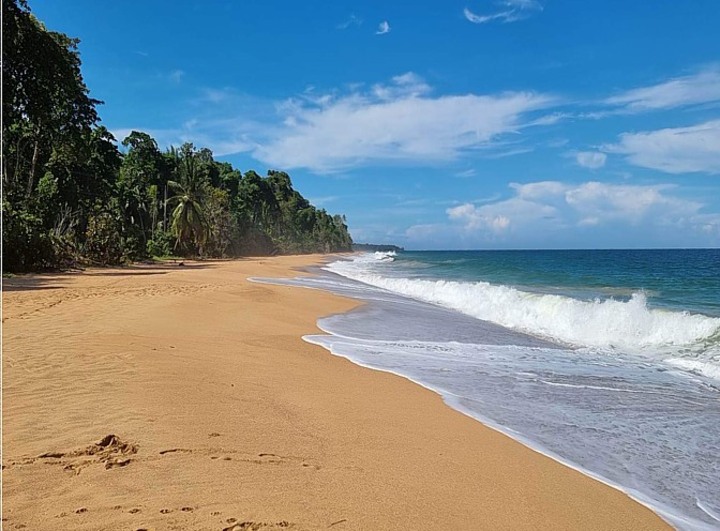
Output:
12,136,23,188
163,184,168,232
27,138,40,197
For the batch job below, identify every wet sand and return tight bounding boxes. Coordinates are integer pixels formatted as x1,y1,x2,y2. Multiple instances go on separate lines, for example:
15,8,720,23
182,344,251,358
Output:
2,255,669,530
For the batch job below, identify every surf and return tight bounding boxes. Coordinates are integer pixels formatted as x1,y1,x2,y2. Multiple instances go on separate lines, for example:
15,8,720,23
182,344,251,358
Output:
326,254,720,354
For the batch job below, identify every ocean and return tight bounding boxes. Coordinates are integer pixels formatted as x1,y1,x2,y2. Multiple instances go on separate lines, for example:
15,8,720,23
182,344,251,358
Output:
256,249,720,530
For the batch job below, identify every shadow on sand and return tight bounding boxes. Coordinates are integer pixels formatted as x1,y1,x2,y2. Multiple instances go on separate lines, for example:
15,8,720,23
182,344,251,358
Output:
2,259,229,292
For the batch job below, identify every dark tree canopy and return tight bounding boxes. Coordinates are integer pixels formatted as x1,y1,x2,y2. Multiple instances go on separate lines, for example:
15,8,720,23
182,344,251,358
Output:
2,0,352,272
2,0,100,196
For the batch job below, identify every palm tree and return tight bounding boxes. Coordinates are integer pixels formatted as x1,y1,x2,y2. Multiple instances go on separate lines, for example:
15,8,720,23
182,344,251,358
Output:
169,183,207,254
167,143,208,254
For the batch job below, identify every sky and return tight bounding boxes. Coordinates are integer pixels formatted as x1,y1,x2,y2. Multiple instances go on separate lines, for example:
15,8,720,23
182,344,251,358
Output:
31,0,720,249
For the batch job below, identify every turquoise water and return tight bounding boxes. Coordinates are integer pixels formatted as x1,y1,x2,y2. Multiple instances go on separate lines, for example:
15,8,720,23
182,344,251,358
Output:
256,248,720,529
394,249,720,316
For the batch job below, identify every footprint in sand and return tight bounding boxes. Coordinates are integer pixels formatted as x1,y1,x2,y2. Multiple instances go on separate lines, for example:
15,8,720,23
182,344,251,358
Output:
159,448,192,455
222,521,293,531
33,434,138,475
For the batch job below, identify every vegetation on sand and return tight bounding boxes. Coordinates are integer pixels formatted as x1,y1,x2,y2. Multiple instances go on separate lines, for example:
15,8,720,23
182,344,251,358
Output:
2,0,352,272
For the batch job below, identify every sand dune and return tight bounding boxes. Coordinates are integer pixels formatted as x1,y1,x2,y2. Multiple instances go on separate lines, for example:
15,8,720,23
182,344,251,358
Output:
2,256,668,530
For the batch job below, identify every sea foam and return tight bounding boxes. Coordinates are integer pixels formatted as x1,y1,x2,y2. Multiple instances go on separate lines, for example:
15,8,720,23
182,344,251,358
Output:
252,254,720,530
326,253,720,354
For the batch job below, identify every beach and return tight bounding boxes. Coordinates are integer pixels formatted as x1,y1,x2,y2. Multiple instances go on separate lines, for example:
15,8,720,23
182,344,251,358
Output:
2,255,669,530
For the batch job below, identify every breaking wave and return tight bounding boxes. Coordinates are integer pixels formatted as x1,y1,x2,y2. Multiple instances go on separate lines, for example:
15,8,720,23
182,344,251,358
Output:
327,254,720,353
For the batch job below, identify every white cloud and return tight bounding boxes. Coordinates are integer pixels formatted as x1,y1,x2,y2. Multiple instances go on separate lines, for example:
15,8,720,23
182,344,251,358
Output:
372,72,431,100
376,21,391,35
252,74,552,172
562,181,695,223
463,7,511,24
605,67,720,111
337,14,362,29
447,197,558,233
307,196,338,206
455,169,477,178
402,179,720,248
575,151,607,169
511,180,566,199
200,87,237,104
464,1,542,24
441,181,712,240
606,119,720,174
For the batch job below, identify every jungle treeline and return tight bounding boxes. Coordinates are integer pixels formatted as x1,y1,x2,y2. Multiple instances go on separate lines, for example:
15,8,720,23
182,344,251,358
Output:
2,0,353,272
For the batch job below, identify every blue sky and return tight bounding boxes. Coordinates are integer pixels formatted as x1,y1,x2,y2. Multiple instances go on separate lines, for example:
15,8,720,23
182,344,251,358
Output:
32,0,720,249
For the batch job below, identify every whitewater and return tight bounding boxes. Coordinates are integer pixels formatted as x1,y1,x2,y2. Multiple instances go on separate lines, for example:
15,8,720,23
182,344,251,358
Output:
326,251,720,381
255,249,720,530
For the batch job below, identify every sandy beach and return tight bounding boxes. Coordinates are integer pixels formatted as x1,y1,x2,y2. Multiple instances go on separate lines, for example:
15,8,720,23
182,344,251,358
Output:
2,255,669,530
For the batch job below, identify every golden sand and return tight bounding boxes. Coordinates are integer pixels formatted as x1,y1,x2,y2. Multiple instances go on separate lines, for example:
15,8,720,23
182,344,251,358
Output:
2,255,669,530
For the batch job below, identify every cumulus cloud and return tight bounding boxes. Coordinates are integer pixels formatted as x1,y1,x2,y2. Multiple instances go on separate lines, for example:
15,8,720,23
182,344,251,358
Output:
447,197,558,233
448,204,511,232
439,181,714,243
464,0,543,24
605,66,720,111
376,21,391,35
606,119,720,174
575,151,607,169
561,181,693,223
252,73,553,172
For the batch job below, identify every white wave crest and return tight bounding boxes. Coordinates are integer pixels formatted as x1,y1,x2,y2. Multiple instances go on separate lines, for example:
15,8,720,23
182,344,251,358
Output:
373,250,396,261
326,258,720,352
667,357,720,381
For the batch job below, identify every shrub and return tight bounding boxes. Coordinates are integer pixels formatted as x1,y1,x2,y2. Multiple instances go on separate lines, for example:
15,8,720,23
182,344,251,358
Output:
146,230,174,257
2,201,57,272
84,212,123,265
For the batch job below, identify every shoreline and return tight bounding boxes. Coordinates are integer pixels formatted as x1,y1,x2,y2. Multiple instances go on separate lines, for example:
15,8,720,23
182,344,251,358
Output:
3,255,669,530
288,268,698,530
304,329,683,530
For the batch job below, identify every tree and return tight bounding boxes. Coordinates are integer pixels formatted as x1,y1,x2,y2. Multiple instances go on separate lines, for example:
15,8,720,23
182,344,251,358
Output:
204,188,239,257
2,0,110,271
167,143,209,253
1,1,354,269
235,170,279,229
118,131,169,255
2,0,99,197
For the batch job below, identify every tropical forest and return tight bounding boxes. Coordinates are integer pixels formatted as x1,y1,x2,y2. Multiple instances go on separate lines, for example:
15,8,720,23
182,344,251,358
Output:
2,0,353,273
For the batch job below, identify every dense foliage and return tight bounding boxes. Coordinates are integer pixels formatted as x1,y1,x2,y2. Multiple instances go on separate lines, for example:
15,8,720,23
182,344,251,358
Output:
2,0,352,272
